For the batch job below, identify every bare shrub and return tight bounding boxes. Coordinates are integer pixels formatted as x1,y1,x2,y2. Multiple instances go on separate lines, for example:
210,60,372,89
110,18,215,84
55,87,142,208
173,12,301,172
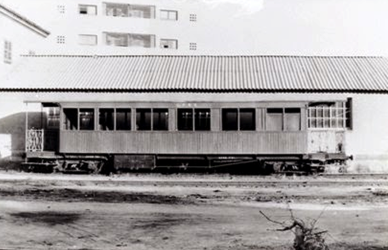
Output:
260,207,329,250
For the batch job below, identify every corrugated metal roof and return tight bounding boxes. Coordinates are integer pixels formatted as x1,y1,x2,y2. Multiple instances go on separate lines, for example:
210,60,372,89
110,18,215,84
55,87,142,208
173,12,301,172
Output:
2,55,388,93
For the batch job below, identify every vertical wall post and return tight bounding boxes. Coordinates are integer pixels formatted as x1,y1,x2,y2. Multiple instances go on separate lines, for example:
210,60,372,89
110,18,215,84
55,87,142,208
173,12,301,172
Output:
25,102,29,159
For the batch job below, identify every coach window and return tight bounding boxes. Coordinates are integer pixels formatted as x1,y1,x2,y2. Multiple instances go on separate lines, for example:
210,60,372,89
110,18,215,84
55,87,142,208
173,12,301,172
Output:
136,109,151,130
46,107,60,129
79,109,94,130
240,108,255,131
99,109,114,131
195,109,211,131
308,102,348,129
178,109,193,131
284,108,301,131
153,109,169,131
222,109,238,131
116,108,131,130
63,108,78,130
266,108,283,131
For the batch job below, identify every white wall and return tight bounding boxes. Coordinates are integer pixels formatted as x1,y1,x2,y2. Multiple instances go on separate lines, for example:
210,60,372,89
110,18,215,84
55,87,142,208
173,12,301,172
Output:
3,0,388,56
0,9,48,78
2,91,388,172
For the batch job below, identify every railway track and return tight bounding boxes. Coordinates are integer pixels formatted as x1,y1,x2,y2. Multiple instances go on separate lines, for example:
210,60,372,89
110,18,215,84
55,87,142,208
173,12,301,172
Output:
0,173,387,189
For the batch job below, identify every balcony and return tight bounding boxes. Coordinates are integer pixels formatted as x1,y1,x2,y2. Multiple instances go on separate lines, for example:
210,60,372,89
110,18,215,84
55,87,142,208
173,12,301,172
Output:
104,3,155,19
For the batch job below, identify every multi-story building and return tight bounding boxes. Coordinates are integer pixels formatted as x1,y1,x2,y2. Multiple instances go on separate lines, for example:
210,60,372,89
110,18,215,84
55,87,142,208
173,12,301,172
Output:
2,0,203,55
0,3,49,76
3,0,388,56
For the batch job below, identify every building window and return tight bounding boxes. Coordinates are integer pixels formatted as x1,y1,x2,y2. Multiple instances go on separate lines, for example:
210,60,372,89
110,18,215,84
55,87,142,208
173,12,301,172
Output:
160,10,177,20
308,102,349,129
105,32,155,48
57,5,65,14
79,109,94,130
99,109,114,131
266,108,283,131
136,109,152,131
79,5,97,15
153,109,169,131
105,3,155,18
116,108,131,130
57,36,65,44
189,14,197,22
160,39,178,49
46,107,60,129
105,3,128,17
129,5,155,18
79,34,98,45
189,43,197,50
178,109,211,131
63,109,78,130
3,40,12,64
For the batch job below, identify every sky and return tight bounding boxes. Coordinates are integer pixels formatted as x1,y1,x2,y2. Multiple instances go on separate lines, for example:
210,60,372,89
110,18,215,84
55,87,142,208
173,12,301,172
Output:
2,0,388,56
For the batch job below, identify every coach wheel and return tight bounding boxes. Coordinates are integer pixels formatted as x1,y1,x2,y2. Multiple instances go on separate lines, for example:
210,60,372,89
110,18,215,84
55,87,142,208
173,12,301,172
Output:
273,162,283,173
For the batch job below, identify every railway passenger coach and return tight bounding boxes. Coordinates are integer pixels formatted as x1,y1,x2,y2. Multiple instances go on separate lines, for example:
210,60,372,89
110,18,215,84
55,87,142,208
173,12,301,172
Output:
24,98,351,173
2,55,388,173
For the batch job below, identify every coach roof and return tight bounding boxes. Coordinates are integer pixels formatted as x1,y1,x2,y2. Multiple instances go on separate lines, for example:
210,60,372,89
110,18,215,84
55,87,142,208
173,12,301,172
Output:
2,55,388,93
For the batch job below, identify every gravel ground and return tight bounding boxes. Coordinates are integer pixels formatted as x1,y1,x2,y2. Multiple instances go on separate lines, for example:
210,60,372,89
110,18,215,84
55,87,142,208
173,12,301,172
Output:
0,171,387,249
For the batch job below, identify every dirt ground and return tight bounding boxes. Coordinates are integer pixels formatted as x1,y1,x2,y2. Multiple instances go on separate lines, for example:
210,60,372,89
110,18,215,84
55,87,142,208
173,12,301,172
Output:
0,172,388,250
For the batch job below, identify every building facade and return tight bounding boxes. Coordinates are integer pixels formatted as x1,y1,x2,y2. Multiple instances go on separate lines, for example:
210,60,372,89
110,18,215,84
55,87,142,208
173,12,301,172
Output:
0,3,49,77
0,3,49,159
1,0,204,55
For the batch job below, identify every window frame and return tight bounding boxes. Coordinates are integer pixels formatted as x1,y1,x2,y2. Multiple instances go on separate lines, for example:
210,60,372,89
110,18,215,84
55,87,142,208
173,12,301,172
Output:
98,108,115,131
307,102,347,130
135,108,169,131
136,108,152,131
78,4,97,15
105,32,155,48
177,108,211,131
57,36,65,44
189,13,197,22
160,39,178,49
222,108,256,131
116,108,132,131
46,107,60,129
78,34,98,46
189,43,197,50
63,108,79,131
265,107,302,131
3,40,12,64
79,108,95,131
160,9,178,20
105,3,155,19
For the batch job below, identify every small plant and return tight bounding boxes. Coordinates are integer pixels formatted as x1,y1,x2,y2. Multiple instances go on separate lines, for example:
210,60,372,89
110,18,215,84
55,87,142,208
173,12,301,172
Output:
260,207,329,250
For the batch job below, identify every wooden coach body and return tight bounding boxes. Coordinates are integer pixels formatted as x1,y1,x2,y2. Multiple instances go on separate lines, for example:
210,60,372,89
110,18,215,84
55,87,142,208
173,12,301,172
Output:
52,99,345,158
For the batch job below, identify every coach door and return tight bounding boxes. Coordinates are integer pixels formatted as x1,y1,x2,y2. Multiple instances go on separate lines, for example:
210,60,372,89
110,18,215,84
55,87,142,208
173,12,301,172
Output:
307,102,347,154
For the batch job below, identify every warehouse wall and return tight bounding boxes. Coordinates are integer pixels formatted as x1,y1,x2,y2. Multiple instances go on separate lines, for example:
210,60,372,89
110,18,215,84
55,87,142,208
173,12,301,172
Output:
1,92,388,172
